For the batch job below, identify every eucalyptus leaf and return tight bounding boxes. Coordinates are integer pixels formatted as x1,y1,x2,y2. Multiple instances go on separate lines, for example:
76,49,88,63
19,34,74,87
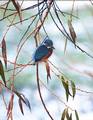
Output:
18,98,24,115
61,76,69,101
2,37,7,69
65,108,69,119
71,81,76,99
0,60,6,86
75,110,79,120
69,113,72,120
61,108,66,120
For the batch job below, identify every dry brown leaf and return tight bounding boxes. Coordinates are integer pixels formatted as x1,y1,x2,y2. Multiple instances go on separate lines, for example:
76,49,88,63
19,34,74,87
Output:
64,37,68,54
45,62,51,83
2,38,7,69
68,19,77,47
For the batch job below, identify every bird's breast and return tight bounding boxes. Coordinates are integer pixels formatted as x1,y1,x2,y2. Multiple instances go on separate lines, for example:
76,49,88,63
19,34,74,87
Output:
41,49,53,61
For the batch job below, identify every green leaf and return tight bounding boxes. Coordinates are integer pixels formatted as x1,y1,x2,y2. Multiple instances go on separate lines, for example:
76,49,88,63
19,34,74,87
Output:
75,110,79,120
24,96,31,111
71,81,76,99
18,98,24,115
0,60,6,86
61,76,69,101
69,113,72,120
14,90,31,111
61,108,66,120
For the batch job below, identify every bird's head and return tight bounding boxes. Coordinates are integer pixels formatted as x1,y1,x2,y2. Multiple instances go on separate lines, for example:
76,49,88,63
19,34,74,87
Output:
43,37,55,49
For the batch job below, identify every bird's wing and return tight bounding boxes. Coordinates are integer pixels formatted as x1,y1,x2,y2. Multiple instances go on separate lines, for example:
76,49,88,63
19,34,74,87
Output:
33,45,48,62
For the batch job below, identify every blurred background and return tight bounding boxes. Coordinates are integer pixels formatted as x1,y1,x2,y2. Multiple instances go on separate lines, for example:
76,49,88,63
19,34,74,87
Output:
0,1,93,120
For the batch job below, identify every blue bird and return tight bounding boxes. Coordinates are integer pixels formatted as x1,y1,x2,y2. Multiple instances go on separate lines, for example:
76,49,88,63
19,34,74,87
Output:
32,37,55,64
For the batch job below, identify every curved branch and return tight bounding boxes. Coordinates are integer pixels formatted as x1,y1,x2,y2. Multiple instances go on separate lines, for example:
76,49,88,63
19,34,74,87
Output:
49,6,93,59
0,1,44,21
36,64,54,120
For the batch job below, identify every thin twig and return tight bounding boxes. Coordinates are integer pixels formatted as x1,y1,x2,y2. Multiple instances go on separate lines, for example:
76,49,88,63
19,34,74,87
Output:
36,63,54,120
40,79,74,111
0,1,44,21
49,6,93,59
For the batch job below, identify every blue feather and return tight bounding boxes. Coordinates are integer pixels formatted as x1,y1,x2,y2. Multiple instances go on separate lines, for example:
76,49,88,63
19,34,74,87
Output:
32,45,49,62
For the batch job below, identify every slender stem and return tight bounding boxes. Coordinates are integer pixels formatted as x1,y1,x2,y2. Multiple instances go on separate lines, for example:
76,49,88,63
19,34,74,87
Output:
36,63,54,120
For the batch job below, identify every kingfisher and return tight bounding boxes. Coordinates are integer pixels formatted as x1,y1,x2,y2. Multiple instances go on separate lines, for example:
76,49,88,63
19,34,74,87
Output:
32,37,55,64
